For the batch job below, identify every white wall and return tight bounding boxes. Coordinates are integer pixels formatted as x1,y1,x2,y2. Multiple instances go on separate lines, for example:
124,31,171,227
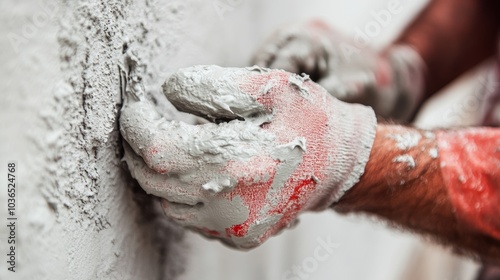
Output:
0,0,482,279
0,0,259,279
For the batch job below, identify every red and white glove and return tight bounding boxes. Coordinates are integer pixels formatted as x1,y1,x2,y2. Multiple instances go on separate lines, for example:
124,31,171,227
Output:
120,65,376,249
253,20,426,121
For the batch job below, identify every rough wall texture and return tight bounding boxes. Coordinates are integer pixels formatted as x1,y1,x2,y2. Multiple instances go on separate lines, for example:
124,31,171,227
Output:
0,0,257,279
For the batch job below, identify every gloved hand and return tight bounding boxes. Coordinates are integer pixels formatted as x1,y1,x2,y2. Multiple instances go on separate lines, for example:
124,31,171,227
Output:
253,19,426,121
120,65,376,249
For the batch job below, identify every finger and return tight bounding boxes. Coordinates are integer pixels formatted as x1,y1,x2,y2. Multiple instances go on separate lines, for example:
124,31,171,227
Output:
160,198,202,226
252,26,298,67
123,142,198,196
119,58,148,104
124,143,208,220
124,139,247,202
267,53,300,74
252,44,279,68
318,75,366,103
124,142,252,235
162,65,272,123
161,194,250,234
267,39,316,74
120,96,198,173
120,94,276,174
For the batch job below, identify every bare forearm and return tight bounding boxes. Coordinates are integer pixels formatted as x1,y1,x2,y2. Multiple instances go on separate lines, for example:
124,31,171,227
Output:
334,124,500,261
394,0,500,99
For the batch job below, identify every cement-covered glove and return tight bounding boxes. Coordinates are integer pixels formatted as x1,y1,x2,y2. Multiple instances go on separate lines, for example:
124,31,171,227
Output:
120,65,376,249
253,20,426,121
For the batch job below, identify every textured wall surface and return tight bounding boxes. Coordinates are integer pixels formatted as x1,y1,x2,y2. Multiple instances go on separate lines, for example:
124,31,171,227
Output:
0,0,259,279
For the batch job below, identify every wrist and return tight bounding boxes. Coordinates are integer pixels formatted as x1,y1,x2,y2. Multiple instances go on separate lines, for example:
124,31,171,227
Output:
307,99,377,211
333,124,443,214
332,125,500,260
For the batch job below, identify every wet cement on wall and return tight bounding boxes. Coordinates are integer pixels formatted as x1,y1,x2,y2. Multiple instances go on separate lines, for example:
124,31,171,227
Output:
0,0,255,278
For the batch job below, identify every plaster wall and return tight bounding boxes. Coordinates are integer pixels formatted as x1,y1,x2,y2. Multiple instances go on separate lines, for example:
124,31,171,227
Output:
0,0,259,279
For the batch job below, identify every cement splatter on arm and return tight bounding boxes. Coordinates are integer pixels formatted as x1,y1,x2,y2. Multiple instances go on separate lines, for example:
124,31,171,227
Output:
120,65,377,249
334,125,500,262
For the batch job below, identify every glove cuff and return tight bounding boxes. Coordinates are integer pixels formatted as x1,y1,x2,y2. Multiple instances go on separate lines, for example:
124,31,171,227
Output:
308,100,377,211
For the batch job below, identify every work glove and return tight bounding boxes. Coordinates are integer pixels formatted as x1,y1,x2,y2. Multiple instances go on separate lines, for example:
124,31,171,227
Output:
253,20,426,121
120,65,376,249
